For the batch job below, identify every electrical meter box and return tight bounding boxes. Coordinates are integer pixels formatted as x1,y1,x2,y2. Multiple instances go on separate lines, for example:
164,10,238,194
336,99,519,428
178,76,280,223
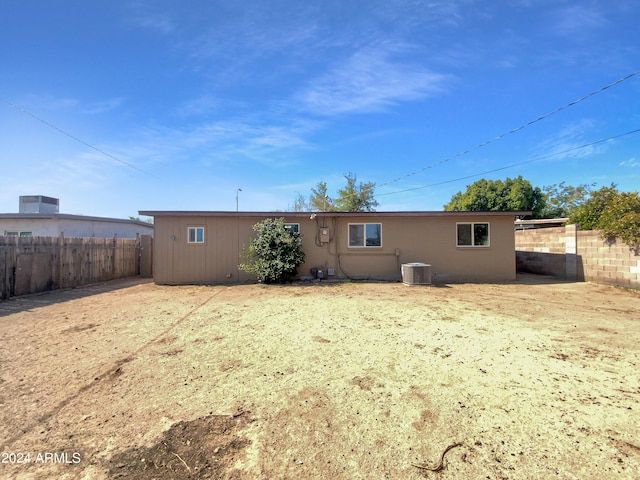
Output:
319,227,330,243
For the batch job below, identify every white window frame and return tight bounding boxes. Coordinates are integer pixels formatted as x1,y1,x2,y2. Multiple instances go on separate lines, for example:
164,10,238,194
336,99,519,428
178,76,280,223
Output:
283,223,300,234
4,231,32,237
456,222,490,247
348,223,382,248
187,226,205,244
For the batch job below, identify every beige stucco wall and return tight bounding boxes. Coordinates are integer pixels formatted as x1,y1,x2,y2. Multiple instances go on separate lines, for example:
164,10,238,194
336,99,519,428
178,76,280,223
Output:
153,215,250,284
152,213,517,284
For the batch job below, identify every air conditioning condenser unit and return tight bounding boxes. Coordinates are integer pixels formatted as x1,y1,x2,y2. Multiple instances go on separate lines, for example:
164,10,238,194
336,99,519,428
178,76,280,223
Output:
401,263,432,286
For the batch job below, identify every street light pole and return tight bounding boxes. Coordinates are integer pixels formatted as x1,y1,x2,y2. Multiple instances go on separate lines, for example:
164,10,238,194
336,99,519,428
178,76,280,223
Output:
236,188,242,212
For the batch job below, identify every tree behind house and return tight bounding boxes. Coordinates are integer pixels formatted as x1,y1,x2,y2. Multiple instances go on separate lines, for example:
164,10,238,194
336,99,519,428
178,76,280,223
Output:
290,173,379,212
334,173,379,212
309,181,335,211
539,182,594,219
444,176,543,216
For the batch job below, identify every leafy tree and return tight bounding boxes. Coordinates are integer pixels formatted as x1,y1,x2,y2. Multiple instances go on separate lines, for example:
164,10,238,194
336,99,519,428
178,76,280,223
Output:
309,181,335,211
239,217,305,283
539,182,594,219
570,184,619,230
289,193,311,212
570,185,640,253
334,172,379,212
600,192,640,252
444,176,544,216
290,173,378,212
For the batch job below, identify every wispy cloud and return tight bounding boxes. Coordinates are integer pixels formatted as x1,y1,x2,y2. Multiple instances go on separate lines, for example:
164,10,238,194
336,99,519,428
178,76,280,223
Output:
182,3,321,84
118,116,321,170
296,44,448,116
54,152,111,187
133,12,175,35
14,94,123,116
17,95,78,111
371,0,467,29
551,5,607,36
5,151,110,205
535,120,610,161
201,120,318,166
80,98,124,115
175,95,222,118
620,157,640,168
179,0,467,89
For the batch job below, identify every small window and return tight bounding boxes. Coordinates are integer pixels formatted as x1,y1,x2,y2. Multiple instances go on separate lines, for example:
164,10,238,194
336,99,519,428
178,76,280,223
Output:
284,223,300,234
187,226,205,244
349,223,381,248
457,223,490,247
4,231,32,237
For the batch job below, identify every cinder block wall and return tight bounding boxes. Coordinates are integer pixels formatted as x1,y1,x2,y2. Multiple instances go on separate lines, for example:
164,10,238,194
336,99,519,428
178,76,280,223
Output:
515,225,640,289
515,226,569,278
576,230,640,288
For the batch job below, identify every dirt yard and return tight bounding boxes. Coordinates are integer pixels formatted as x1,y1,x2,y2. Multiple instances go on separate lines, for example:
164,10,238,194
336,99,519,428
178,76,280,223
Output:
1,275,639,479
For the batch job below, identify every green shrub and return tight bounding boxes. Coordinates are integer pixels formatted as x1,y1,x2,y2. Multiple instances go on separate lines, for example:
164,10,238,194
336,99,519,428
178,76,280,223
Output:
239,218,305,283
599,191,640,254
570,186,640,253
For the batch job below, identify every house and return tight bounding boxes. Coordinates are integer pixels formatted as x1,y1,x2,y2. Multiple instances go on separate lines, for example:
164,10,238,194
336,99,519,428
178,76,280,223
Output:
138,210,529,284
1,195,154,239
0,213,154,239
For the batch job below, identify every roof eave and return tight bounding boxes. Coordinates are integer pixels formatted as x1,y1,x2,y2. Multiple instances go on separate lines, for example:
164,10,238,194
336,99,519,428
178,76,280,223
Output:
138,210,532,218
0,213,154,227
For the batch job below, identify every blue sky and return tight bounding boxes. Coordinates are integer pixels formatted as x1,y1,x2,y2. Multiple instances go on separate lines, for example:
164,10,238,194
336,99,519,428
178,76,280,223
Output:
1,1,639,218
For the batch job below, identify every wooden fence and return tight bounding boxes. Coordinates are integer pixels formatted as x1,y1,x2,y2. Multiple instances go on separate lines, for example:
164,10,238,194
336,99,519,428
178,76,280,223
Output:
0,234,148,299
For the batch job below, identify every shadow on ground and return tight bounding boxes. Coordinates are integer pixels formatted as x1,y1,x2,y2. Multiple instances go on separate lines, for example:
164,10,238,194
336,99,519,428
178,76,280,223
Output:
0,277,151,317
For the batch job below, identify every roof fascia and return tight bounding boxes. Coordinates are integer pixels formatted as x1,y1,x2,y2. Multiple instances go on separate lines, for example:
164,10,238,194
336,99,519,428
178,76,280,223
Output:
138,210,532,218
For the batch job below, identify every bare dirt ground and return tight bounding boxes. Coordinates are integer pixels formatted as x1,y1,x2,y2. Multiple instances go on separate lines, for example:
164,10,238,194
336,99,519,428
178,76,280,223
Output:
1,275,639,480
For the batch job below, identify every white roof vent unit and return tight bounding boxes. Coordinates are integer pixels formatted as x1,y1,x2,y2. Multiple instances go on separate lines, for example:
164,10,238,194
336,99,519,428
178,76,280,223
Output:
401,263,432,286
19,195,59,214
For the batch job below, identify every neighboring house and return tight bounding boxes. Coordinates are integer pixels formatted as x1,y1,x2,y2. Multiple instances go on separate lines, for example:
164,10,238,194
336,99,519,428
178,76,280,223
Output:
0,213,154,238
1,195,154,239
138,210,529,284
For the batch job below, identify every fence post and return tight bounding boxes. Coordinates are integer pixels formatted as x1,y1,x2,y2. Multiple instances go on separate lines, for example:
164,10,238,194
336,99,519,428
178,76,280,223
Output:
58,232,64,289
140,235,153,278
113,234,118,279
135,233,140,275
2,247,7,300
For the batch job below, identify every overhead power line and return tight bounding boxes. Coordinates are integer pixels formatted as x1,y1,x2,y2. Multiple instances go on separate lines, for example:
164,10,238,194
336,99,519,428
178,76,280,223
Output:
378,69,640,187
376,127,640,197
0,97,160,179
